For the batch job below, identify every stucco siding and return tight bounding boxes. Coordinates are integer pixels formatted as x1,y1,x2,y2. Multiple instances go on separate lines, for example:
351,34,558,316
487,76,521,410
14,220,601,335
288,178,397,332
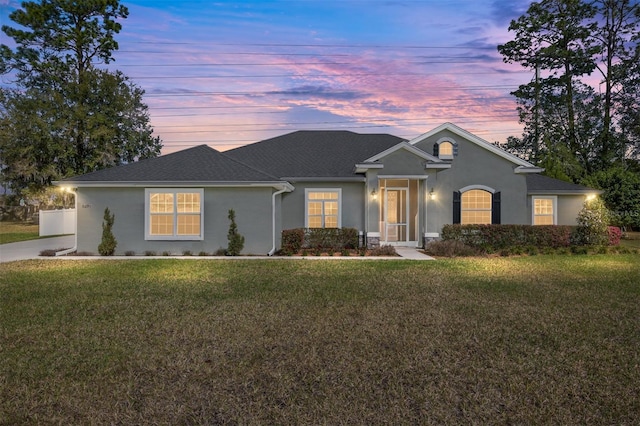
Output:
75,186,274,255
376,149,428,175
415,130,529,234
557,195,584,225
281,181,365,231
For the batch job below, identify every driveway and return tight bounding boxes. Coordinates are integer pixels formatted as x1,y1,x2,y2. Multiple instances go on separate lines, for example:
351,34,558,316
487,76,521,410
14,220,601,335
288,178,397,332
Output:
0,235,75,263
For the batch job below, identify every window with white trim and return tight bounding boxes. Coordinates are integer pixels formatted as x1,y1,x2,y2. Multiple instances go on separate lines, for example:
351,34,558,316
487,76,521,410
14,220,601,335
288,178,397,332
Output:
461,189,492,224
533,196,557,225
439,141,454,158
145,189,204,240
306,189,341,228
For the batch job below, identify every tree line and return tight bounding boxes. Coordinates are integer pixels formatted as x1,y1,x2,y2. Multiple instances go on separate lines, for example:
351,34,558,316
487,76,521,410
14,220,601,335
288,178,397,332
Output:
498,0,639,228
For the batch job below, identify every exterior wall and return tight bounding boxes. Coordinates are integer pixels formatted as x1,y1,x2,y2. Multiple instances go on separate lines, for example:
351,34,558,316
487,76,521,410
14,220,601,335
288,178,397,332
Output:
280,181,365,231
413,130,529,235
76,186,274,255
556,195,585,225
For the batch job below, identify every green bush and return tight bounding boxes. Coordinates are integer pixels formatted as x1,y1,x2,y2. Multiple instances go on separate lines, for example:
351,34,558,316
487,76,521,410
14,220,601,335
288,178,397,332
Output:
226,209,245,256
425,240,479,257
572,198,610,246
281,228,305,255
98,208,117,256
441,224,572,251
281,227,359,254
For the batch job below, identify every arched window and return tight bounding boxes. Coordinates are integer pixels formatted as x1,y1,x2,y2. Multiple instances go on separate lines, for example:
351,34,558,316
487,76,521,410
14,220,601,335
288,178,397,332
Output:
461,189,492,224
439,141,454,156
433,140,456,159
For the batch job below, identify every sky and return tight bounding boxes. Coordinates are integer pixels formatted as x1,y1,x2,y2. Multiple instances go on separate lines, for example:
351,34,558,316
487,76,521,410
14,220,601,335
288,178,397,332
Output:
1,0,535,154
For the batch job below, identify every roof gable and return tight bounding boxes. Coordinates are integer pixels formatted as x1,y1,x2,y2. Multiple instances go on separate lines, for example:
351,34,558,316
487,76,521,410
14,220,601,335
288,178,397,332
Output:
408,122,540,170
363,141,442,163
61,145,281,184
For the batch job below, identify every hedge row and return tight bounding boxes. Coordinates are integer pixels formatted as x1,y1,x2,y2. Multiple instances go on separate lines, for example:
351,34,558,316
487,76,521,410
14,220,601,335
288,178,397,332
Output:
442,224,574,250
441,224,621,251
281,228,359,255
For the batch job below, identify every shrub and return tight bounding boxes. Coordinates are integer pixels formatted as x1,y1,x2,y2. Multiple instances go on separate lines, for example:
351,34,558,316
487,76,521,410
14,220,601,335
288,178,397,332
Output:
425,240,480,257
162,251,170,256
39,249,58,257
281,228,305,255
98,207,117,256
124,250,135,256
214,248,227,256
144,250,156,256
281,227,359,254
198,251,209,256
441,224,572,251
607,226,622,246
182,250,192,256
370,245,397,256
227,209,245,256
573,197,610,246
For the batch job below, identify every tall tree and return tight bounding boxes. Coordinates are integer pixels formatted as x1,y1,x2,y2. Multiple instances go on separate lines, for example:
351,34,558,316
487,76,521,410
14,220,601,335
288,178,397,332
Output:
498,0,599,170
590,0,640,167
0,0,161,194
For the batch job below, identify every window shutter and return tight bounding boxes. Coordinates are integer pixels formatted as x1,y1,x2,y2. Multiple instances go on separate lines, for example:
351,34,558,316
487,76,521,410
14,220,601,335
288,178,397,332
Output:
433,143,439,157
492,191,501,224
453,191,461,224
453,142,459,157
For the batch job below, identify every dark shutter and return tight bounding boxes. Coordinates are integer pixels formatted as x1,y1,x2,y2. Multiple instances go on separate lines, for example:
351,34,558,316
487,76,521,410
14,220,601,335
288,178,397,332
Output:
492,191,501,224
453,191,461,224
453,142,459,157
433,143,439,157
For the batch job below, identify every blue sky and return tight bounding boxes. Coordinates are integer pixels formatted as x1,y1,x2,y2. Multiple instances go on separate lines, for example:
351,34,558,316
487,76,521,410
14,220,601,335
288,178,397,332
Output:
1,0,534,153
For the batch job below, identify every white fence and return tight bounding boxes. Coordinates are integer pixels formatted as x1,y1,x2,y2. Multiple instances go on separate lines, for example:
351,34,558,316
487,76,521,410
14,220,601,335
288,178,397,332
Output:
39,209,76,236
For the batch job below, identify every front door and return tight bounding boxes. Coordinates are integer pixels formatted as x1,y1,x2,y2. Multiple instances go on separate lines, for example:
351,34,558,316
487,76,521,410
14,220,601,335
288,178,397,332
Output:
385,188,408,244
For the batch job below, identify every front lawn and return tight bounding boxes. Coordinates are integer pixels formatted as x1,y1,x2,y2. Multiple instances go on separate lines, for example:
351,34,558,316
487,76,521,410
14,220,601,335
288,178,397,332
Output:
1,256,639,424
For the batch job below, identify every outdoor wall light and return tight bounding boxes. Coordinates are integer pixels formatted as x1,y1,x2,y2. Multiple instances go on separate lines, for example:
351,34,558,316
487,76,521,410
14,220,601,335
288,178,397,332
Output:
586,193,597,201
429,188,435,200
371,188,378,199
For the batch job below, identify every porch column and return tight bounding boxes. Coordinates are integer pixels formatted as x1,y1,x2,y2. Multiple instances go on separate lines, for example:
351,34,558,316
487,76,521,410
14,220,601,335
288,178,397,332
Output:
365,171,381,248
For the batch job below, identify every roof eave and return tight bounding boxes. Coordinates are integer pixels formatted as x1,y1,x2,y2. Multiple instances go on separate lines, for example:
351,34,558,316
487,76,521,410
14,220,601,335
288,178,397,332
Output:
54,180,294,191
528,189,603,195
515,166,545,174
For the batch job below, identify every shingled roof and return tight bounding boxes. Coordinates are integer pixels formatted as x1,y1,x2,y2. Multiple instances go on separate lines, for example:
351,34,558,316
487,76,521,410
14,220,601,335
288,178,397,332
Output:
526,174,600,194
224,130,405,179
61,145,280,183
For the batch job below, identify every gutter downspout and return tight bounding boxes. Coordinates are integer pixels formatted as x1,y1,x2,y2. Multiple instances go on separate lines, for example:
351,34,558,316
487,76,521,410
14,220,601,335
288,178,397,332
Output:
56,188,78,256
268,186,289,256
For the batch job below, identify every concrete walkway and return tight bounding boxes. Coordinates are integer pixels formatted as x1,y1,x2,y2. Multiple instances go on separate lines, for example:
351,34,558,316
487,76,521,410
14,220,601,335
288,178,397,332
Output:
394,247,435,260
0,235,74,263
0,237,435,262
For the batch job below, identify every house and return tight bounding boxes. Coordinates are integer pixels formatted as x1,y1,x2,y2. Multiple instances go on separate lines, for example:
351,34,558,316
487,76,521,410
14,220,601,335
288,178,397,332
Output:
57,123,599,255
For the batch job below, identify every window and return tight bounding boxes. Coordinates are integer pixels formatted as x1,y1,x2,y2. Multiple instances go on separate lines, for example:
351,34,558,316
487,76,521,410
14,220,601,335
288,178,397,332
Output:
434,140,456,159
461,189,492,224
533,196,557,225
306,189,341,228
145,189,203,240
439,141,454,157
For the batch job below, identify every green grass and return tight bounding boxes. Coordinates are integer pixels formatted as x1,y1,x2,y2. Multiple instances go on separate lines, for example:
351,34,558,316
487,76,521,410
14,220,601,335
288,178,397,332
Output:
621,231,640,249
0,221,39,244
1,256,639,424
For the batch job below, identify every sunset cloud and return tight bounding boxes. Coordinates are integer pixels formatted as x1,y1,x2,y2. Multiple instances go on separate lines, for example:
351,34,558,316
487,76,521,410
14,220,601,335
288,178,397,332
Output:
1,0,533,153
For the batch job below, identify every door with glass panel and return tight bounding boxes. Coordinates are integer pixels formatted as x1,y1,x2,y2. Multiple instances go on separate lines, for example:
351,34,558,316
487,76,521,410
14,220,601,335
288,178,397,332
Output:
385,188,408,243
